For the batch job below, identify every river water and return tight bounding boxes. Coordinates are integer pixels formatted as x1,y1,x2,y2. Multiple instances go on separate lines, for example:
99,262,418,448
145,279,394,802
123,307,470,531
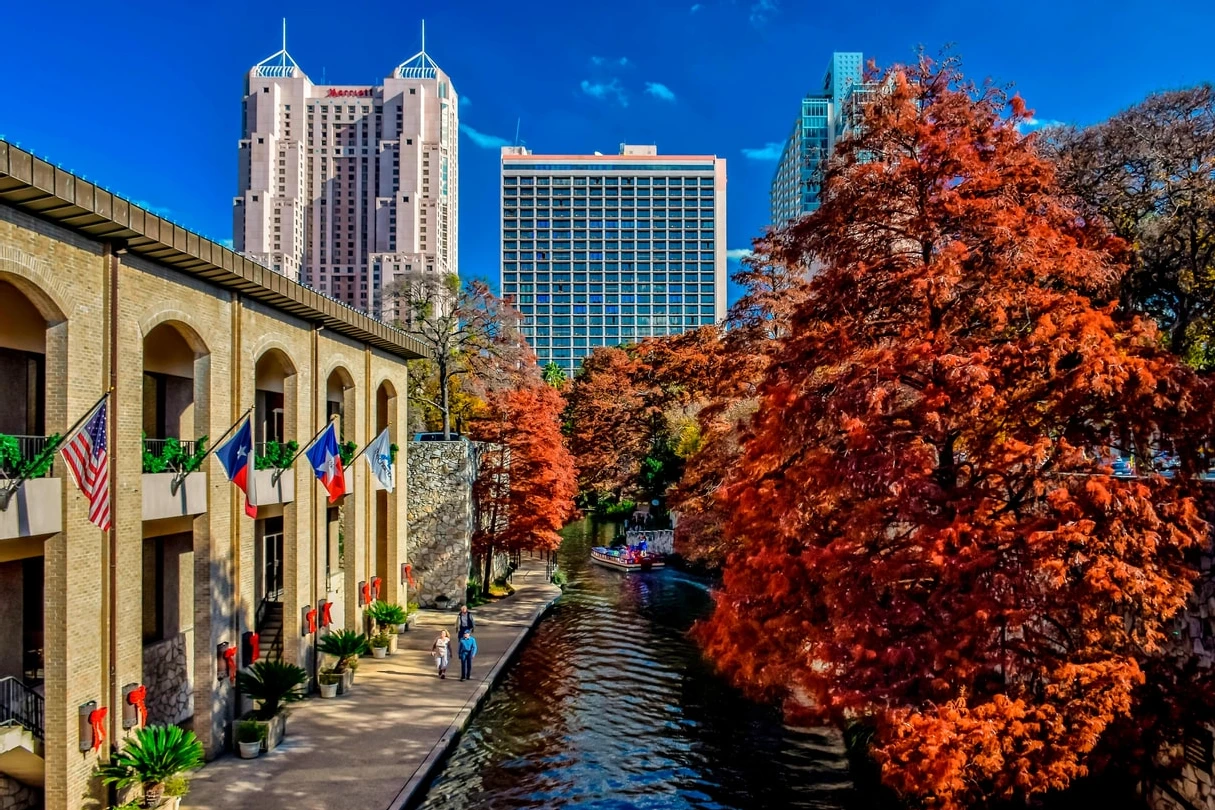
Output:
416,519,860,810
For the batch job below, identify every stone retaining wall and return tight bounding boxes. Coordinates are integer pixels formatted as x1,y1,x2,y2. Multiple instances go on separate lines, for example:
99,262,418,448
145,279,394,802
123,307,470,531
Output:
407,442,476,608
143,631,193,726
0,774,40,810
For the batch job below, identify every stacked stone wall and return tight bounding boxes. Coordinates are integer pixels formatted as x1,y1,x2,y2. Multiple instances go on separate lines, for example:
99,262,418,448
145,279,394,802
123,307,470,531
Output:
0,775,40,810
406,442,475,607
142,632,193,726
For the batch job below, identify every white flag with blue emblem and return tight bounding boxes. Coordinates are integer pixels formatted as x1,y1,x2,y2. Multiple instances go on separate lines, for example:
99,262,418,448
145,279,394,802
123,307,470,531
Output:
364,427,394,493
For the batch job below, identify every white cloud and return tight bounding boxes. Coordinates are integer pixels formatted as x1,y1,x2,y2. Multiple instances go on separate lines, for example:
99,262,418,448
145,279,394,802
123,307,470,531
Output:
459,95,471,107
690,3,702,11
590,56,630,67
133,199,172,217
741,142,783,160
750,0,778,24
726,248,753,261
645,82,676,102
1018,116,1067,132
580,78,628,107
460,123,511,149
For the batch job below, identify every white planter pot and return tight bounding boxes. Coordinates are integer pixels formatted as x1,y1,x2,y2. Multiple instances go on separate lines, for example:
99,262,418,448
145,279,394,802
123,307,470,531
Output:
339,669,355,694
319,681,339,698
372,647,387,659
238,740,261,759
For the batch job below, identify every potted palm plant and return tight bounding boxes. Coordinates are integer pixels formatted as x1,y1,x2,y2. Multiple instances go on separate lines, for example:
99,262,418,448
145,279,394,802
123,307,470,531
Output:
235,720,262,759
318,667,341,698
367,601,409,652
94,724,204,808
370,631,392,658
317,629,369,694
236,659,308,752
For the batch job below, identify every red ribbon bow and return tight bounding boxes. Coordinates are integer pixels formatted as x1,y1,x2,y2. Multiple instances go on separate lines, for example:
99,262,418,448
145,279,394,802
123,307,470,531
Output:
126,686,147,728
222,646,238,683
306,608,317,634
320,601,333,628
361,581,371,606
371,577,382,600
249,632,260,664
403,564,416,587
89,707,108,751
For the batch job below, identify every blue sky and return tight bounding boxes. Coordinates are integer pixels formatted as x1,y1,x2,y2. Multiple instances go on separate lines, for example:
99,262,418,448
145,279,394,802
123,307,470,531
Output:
2,0,1212,305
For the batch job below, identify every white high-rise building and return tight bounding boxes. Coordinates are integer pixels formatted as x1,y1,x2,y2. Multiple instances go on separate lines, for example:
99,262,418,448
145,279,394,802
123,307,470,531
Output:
500,144,727,377
234,25,458,317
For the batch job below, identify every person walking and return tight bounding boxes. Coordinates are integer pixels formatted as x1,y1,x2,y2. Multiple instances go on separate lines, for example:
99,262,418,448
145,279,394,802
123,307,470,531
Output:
455,604,475,640
458,629,478,681
431,630,451,679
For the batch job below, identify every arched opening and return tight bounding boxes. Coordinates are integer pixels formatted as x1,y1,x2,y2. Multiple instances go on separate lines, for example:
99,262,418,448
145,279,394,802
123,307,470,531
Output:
254,349,297,610
0,277,64,691
139,321,209,728
374,380,398,599
324,367,356,596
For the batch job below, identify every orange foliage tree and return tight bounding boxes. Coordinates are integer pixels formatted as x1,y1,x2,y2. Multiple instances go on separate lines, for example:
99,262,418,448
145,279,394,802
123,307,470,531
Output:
698,55,1212,809
471,377,577,593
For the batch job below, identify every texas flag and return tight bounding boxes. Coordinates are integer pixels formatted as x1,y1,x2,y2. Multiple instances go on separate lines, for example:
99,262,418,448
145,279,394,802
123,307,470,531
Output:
217,417,257,518
306,422,346,503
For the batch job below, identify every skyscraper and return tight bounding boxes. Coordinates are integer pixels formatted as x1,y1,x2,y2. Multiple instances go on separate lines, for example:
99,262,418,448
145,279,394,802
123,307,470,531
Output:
233,25,458,317
501,145,727,377
770,52,871,226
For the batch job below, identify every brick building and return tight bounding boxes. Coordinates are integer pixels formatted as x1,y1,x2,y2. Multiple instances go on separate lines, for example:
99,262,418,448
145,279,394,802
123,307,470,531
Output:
0,139,424,809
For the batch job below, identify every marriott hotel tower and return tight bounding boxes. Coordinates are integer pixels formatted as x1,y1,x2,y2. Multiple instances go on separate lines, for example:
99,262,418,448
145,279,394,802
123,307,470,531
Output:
233,30,458,316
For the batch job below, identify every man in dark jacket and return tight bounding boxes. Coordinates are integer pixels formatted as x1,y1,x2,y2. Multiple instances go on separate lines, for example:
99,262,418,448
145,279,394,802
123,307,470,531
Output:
456,604,475,639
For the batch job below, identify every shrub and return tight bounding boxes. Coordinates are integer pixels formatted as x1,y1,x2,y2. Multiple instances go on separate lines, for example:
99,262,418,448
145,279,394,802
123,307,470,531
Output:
318,667,341,686
236,660,309,720
255,440,300,470
317,629,370,673
366,601,408,630
235,720,263,744
551,568,568,589
94,725,204,808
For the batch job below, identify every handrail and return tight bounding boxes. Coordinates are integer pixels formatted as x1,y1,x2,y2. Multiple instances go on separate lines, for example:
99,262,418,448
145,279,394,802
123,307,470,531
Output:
0,676,44,741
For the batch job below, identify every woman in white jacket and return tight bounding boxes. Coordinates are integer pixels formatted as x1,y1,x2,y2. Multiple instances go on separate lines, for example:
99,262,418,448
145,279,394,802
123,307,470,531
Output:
431,630,451,679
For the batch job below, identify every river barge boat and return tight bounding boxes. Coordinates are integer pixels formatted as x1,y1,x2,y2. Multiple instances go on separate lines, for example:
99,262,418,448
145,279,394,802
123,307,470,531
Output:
590,546,665,572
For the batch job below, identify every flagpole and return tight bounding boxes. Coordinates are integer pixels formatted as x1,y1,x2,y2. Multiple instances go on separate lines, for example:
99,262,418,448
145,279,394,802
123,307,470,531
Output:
177,406,253,474
272,414,339,485
0,389,111,512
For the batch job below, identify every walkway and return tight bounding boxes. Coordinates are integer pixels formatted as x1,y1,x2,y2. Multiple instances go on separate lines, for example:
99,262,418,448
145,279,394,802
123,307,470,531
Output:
184,559,561,810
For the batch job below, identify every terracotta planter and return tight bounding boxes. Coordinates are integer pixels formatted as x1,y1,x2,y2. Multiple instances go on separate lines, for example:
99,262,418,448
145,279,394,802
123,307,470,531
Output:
319,681,339,698
238,740,261,759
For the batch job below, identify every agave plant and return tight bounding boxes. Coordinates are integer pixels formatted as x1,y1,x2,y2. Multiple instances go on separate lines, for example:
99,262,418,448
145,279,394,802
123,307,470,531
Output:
316,629,370,673
236,660,309,720
366,600,408,631
95,724,204,808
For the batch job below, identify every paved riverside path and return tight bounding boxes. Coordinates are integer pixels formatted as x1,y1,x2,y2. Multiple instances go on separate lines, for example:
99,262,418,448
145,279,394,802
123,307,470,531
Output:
185,559,561,810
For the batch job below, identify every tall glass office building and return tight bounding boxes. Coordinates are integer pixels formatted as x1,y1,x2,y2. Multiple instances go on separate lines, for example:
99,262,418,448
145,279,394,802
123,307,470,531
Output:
770,52,870,226
500,145,727,377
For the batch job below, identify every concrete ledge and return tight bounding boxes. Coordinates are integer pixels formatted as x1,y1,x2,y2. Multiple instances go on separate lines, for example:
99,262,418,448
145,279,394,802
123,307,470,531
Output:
386,587,560,810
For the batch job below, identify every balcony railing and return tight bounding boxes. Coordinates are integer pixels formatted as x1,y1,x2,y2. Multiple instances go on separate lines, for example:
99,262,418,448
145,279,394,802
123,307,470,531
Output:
0,435,56,479
0,676,44,741
143,438,197,459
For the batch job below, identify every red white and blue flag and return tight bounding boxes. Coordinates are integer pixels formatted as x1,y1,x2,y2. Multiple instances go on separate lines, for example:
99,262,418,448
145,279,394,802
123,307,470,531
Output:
60,397,111,530
305,422,346,503
217,417,257,517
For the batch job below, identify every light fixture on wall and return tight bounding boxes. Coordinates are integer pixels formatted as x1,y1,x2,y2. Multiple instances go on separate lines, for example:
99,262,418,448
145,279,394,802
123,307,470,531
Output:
122,684,147,729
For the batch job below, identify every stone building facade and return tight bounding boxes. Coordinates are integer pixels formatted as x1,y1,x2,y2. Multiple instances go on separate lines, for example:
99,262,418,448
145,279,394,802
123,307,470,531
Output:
0,140,423,809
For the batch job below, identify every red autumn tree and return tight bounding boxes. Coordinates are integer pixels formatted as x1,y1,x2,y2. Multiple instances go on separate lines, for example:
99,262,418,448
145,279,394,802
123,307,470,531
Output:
564,346,649,500
668,253,811,566
471,378,577,593
698,54,1211,809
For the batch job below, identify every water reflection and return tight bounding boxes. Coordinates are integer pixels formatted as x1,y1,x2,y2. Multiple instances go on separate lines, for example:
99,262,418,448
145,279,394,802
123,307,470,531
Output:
416,519,858,810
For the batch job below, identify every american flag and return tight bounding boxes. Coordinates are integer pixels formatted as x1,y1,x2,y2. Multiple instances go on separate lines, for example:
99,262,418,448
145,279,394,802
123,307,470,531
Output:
60,399,111,530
